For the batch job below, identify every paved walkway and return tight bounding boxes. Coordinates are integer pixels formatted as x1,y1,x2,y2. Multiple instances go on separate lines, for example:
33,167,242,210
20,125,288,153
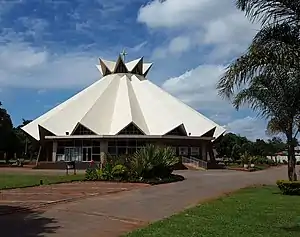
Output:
0,166,287,237
0,182,148,214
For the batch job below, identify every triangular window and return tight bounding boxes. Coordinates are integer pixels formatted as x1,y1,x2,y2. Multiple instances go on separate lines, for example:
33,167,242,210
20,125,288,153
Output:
38,125,56,140
132,66,142,75
131,58,143,75
201,127,216,137
72,124,96,135
99,59,112,76
114,56,128,73
117,123,144,135
165,125,187,136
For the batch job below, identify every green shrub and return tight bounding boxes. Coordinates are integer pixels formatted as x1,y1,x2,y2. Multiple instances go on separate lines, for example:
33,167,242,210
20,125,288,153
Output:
276,180,300,195
100,163,114,180
85,166,98,181
236,160,241,165
241,152,250,165
85,145,181,183
112,164,128,179
96,169,103,179
130,144,179,179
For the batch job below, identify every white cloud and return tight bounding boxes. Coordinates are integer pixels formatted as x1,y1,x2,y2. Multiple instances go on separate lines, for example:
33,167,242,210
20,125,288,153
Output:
153,36,192,58
130,41,148,52
162,64,228,113
162,64,269,139
138,0,259,62
138,0,267,139
138,0,214,29
226,116,268,140
0,42,100,89
168,36,191,54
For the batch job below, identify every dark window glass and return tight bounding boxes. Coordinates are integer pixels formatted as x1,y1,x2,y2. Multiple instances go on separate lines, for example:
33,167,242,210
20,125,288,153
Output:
165,126,186,136
108,140,116,146
116,140,127,147
57,147,64,154
117,147,127,155
127,140,136,147
118,123,144,135
92,147,100,154
127,147,136,154
108,146,116,155
92,154,100,161
73,124,96,135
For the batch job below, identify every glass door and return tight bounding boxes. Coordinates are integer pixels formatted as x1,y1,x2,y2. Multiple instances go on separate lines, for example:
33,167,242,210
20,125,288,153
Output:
64,147,82,161
82,147,92,161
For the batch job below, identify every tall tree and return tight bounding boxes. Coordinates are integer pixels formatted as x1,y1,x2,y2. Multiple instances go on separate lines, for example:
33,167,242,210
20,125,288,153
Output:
219,65,300,180
217,1,300,181
0,102,14,160
14,119,39,159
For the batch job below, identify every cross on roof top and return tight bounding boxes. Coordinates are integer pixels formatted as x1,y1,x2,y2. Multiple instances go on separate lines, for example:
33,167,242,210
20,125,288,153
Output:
120,49,127,62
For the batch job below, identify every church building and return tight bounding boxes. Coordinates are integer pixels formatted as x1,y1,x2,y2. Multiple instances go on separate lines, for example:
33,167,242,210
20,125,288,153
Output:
22,54,225,166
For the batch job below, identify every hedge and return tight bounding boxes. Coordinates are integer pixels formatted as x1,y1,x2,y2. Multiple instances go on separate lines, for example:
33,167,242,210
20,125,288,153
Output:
276,180,300,195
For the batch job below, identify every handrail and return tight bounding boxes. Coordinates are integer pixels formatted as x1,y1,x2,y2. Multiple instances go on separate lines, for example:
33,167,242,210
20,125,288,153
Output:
190,156,208,169
182,156,208,170
182,156,199,167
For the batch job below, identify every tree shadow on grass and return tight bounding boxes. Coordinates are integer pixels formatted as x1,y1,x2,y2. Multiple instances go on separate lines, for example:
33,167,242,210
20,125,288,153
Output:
0,205,59,237
280,225,300,232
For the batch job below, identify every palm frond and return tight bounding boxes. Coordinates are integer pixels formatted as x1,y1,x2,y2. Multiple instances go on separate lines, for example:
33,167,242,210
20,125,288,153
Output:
266,117,288,135
236,0,300,25
217,22,300,99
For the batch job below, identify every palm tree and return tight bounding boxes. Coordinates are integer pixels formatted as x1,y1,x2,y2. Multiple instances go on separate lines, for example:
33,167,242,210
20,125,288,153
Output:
229,68,300,180
266,117,300,180
217,1,300,181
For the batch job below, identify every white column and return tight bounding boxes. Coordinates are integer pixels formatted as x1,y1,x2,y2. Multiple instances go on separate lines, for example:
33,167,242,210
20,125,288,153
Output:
100,141,108,153
52,141,57,162
100,141,108,168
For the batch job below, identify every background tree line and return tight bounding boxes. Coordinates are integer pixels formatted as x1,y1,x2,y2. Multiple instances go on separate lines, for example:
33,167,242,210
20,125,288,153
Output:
0,102,38,161
214,133,288,161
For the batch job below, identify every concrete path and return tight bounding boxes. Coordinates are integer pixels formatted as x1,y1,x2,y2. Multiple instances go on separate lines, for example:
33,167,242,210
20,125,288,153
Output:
1,166,287,237
0,182,148,214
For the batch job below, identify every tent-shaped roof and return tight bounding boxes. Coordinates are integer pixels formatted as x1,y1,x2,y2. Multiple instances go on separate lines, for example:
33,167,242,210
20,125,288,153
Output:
22,56,225,141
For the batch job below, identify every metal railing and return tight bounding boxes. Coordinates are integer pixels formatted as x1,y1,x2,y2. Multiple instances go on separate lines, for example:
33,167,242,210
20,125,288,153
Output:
182,156,208,169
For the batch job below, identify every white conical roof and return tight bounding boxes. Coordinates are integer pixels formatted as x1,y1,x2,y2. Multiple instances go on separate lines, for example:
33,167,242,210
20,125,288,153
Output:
22,56,225,141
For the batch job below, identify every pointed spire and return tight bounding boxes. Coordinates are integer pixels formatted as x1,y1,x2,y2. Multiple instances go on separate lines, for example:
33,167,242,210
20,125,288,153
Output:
131,57,143,75
143,63,153,77
126,58,142,71
99,58,114,76
114,55,128,73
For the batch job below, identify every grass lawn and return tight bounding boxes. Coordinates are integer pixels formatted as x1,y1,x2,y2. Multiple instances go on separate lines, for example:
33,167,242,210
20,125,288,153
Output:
126,186,300,237
0,173,85,190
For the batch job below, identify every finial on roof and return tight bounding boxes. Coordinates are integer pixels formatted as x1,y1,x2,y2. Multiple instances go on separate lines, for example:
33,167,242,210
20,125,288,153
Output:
120,49,127,62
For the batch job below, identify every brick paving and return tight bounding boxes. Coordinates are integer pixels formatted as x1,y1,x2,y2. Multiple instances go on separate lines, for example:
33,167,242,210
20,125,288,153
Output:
0,166,288,237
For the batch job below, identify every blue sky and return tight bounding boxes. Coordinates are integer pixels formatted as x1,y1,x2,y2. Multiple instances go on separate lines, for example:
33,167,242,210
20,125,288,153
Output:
0,0,268,140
